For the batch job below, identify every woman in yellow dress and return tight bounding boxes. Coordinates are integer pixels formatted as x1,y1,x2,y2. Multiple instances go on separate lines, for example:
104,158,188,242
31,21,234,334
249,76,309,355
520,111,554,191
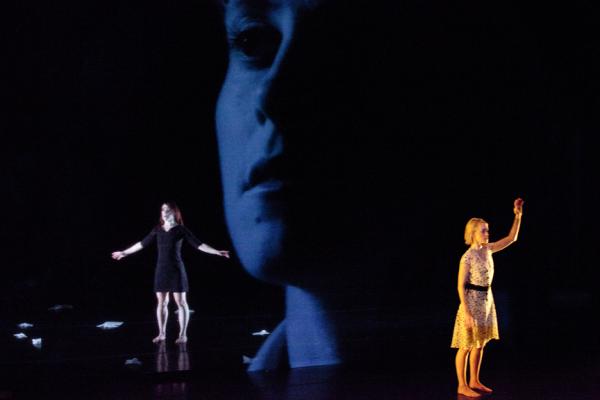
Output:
451,198,524,397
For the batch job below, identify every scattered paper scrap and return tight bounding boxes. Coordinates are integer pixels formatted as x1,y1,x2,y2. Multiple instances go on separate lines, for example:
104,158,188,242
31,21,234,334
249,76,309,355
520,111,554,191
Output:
125,357,142,366
175,309,195,314
48,304,74,312
242,355,253,365
18,323,33,329
96,321,124,330
32,338,42,349
252,329,270,336
14,333,27,340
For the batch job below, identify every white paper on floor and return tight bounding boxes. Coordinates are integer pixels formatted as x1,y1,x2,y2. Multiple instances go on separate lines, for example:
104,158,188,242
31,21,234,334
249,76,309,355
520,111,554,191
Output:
32,338,42,349
174,309,195,314
252,329,270,336
96,321,124,329
242,355,253,364
124,357,142,366
14,333,27,339
48,304,74,312
18,323,33,329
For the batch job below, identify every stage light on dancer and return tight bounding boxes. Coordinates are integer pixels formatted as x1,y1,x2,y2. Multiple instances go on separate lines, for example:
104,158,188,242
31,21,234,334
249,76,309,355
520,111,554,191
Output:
451,198,524,397
111,202,230,344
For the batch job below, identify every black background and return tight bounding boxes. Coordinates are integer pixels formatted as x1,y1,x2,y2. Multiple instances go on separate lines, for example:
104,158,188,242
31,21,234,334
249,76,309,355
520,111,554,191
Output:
6,0,599,356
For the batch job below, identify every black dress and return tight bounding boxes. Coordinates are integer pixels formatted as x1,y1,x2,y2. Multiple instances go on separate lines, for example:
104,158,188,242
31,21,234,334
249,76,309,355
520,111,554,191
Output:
140,225,203,292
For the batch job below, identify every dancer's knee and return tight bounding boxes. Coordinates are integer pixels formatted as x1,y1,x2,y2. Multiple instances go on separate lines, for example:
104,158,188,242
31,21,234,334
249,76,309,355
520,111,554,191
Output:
157,299,169,309
175,300,188,309
457,348,471,356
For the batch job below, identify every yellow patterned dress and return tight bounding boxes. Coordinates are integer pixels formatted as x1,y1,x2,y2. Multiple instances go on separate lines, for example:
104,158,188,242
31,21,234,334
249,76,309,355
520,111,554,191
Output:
451,245,499,349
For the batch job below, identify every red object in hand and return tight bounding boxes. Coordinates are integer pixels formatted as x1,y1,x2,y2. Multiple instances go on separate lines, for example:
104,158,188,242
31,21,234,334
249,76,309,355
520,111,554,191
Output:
515,198,524,207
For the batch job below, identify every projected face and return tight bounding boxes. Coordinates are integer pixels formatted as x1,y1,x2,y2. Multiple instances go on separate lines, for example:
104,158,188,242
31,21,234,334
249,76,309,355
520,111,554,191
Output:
216,0,400,285
216,0,306,284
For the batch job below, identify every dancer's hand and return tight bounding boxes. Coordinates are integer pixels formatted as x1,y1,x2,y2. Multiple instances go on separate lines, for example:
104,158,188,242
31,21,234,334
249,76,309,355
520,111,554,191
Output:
514,198,524,217
218,250,230,258
465,312,475,330
112,251,126,260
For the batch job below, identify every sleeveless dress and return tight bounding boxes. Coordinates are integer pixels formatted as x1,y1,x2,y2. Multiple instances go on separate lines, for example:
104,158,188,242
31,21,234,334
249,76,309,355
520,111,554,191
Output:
451,245,499,349
140,225,203,292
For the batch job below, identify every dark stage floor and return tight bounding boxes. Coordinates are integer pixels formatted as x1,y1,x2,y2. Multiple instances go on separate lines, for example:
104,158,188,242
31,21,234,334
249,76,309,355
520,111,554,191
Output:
1,304,599,399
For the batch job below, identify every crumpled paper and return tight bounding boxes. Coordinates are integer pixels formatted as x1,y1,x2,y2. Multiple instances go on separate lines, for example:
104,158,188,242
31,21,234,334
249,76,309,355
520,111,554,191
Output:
174,309,195,314
124,357,142,366
14,333,27,339
32,338,42,349
252,329,270,336
18,322,33,329
96,321,124,330
48,304,74,312
242,355,253,364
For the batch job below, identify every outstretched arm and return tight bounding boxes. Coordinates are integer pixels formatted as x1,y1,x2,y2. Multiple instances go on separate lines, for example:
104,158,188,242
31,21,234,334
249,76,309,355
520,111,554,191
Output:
180,225,230,258
198,243,230,258
489,198,524,253
112,242,143,260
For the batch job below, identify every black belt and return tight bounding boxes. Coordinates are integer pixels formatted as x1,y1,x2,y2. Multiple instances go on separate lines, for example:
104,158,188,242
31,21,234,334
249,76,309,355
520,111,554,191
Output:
465,283,490,292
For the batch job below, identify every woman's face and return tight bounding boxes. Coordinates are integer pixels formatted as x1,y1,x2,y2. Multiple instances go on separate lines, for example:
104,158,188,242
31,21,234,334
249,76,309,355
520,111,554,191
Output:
474,223,490,245
161,204,174,222
217,0,346,283
216,0,406,285
216,0,295,283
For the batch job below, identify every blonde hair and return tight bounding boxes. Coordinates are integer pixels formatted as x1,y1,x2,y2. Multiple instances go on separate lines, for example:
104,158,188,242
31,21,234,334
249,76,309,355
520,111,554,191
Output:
464,218,487,245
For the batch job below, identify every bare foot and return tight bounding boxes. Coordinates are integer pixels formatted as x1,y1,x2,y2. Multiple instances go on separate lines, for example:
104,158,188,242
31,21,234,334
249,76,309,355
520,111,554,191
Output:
152,335,166,343
458,385,481,397
175,336,187,344
470,382,493,393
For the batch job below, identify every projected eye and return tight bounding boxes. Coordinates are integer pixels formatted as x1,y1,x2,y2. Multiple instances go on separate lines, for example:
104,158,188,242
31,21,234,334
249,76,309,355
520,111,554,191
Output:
229,25,281,67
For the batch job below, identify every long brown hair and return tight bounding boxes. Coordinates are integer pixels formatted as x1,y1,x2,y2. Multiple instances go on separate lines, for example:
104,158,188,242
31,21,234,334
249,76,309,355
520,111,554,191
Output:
159,201,185,226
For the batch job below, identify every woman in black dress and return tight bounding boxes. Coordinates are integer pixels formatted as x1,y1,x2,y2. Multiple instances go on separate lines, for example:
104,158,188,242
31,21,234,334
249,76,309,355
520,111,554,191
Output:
112,202,229,343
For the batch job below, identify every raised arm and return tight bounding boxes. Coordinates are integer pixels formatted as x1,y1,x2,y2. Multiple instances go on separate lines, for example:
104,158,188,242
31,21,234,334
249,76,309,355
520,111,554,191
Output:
112,242,143,260
457,254,475,329
489,198,524,253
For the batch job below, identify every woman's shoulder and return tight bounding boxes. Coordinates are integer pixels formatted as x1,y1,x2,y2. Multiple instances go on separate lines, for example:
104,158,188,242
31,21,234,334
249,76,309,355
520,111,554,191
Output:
463,247,476,255
461,248,474,261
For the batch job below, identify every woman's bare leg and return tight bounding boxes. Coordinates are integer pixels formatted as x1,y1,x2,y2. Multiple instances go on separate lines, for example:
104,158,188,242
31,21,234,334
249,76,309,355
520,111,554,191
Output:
456,348,481,397
153,292,169,343
173,292,189,343
469,345,493,393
